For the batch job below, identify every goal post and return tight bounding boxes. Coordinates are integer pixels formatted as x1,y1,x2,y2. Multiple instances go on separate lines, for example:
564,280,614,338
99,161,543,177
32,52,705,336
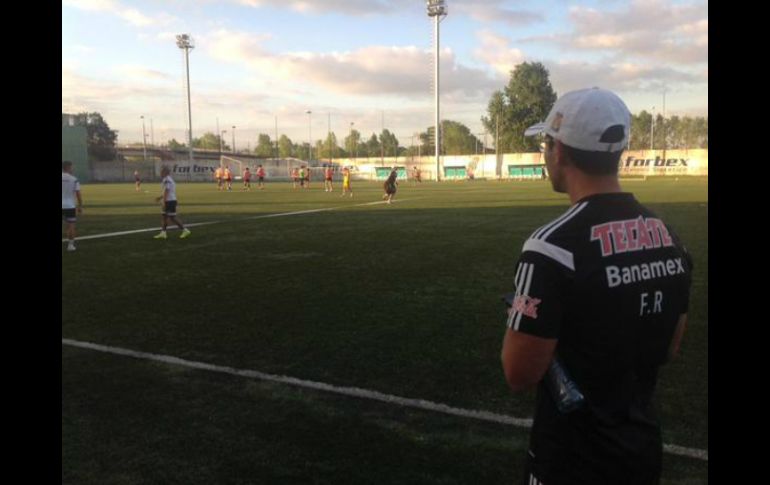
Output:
220,155,247,178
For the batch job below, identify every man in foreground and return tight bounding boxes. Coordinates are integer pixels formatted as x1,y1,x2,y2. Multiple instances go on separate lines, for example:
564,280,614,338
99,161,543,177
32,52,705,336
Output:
500,87,693,485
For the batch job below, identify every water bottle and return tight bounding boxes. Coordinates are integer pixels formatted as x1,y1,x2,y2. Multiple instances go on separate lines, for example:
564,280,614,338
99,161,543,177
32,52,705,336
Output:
546,357,585,413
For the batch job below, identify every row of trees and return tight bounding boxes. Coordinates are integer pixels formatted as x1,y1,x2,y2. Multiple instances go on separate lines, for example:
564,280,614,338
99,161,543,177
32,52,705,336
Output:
64,72,707,163
481,62,708,152
62,113,118,161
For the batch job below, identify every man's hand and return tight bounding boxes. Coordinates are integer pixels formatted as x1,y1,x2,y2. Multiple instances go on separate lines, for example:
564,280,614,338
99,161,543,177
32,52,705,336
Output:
155,196,163,203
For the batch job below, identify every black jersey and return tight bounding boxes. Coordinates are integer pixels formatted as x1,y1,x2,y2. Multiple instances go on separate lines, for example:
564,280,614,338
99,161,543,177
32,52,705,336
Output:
507,192,692,484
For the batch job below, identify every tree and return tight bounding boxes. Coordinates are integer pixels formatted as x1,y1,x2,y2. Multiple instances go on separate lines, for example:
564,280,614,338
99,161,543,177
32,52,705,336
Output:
318,132,339,160
65,112,118,161
379,129,399,157
629,113,707,150
255,134,274,158
366,133,380,159
193,132,228,151
480,90,507,154
630,111,653,150
167,138,186,150
440,120,478,155
482,62,557,152
278,134,294,158
345,129,361,158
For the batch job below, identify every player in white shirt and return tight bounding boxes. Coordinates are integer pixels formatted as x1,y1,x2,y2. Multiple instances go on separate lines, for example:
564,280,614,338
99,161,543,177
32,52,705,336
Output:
153,166,191,239
62,161,83,251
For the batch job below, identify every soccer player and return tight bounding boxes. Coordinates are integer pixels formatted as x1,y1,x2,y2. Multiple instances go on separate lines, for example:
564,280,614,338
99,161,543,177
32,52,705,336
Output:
153,166,191,240
256,164,266,189
500,87,692,485
340,166,353,197
134,170,142,192
382,167,398,204
413,166,422,183
62,161,83,252
224,166,233,191
214,166,223,191
299,165,306,189
242,166,252,191
324,166,334,192
291,167,300,189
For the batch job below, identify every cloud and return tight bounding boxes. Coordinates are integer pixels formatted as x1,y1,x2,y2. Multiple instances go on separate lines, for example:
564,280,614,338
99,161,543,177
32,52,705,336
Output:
205,30,498,99
63,0,177,27
452,1,544,26
237,0,415,16
517,0,707,65
547,59,706,95
62,68,177,112
473,30,526,76
114,65,173,81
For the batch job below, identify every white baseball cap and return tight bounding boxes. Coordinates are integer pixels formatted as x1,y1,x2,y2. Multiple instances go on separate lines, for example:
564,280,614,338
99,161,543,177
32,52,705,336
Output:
524,87,630,152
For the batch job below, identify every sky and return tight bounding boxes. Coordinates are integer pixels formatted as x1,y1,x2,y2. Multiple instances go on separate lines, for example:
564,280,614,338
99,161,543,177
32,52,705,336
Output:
62,0,708,148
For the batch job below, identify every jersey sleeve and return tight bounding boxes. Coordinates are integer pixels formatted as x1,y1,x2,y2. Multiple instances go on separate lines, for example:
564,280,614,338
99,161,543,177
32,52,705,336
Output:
667,225,694,314
506,251,570,339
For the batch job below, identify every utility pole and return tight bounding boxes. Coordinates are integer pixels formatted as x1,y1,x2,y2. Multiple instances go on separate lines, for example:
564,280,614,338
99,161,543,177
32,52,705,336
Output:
651,106,655,151
140,115,147,161
427,0,447,181
175,34,195,171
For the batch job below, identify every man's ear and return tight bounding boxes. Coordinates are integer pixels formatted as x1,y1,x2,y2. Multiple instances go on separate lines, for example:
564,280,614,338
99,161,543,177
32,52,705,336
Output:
554,139,569,167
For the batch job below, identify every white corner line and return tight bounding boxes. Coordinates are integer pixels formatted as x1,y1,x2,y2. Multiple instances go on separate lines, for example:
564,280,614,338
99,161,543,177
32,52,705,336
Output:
61,338,708,462
63,198,423,243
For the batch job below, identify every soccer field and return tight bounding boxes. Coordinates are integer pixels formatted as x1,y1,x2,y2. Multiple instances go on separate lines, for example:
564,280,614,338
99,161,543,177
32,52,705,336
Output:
62,178,708,484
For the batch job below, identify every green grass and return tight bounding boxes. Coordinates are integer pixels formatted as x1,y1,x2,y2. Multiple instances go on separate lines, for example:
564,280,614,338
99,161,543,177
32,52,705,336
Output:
62,178,708,484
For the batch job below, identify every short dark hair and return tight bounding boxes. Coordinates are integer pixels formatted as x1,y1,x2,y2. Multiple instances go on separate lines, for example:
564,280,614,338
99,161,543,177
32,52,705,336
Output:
547,135,622,176
62,160,73,170
563,145,622,175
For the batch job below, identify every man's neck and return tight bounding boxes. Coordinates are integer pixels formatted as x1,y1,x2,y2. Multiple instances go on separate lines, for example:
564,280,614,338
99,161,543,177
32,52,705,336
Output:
565,170,623,204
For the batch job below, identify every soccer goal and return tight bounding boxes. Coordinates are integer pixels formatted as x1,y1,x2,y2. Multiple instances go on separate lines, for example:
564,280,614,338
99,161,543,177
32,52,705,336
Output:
220,155,249,179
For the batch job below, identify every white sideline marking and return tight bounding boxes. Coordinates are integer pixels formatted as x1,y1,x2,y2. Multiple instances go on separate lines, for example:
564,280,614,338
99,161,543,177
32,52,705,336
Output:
62,338,708,462
62,198,419,243
62,221,219,242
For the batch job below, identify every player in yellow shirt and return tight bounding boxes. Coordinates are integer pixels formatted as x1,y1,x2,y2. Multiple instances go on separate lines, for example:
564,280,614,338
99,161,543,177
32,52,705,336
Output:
214,166,223,190
341,167,353,197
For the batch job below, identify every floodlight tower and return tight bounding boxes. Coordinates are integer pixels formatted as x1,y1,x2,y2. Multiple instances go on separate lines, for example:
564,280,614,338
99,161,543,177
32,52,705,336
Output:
427,0,447,181
140,115,147,161
176,34,195,167
306,110,312,162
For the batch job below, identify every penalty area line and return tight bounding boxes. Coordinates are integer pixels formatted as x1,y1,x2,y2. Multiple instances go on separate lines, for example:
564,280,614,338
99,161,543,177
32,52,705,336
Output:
61,337,708,462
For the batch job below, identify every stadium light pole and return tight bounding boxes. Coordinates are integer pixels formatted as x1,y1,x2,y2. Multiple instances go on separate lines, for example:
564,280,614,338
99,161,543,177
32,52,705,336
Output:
140,115,147,161
651,105,655,151
427,0,447,181
275,115,278,159
221,130,227,153
176,34,195,168
150,118,154,147
306,110,312,163
496,109,500,176
662,89,667,159
328,112,332,165
481,131,487,178
381,110,385,167
350,122,355,163
231,126,236,153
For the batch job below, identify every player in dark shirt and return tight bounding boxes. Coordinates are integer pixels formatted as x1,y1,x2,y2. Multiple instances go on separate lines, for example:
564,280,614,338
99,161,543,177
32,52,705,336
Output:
500,87,693,485
382,168,398,204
